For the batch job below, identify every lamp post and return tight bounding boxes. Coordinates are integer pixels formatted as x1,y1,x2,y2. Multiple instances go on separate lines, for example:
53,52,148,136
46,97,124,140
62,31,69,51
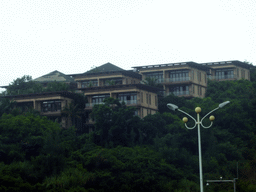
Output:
167,101,230,192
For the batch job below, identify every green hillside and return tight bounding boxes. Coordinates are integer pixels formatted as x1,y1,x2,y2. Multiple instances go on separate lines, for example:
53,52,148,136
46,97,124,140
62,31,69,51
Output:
0,75,256,191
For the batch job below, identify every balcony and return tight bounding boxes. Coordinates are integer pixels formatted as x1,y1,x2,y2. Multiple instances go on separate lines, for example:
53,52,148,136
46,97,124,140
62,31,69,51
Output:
85,102,105,108
166,91,191,97
119,100,140,105
85,100,140,109
208,74,237,81
163,77,190,84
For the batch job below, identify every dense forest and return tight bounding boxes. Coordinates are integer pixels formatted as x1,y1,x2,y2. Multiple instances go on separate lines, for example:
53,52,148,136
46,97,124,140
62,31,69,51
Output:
0,69,256,191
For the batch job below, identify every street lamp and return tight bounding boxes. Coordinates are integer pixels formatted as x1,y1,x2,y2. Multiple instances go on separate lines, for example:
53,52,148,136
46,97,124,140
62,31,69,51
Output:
167,101,230,192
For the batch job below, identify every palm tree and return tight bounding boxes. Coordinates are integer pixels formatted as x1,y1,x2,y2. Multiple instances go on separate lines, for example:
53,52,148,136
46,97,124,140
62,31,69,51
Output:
141,77,162,88
61,102,82,128
0,98,17,116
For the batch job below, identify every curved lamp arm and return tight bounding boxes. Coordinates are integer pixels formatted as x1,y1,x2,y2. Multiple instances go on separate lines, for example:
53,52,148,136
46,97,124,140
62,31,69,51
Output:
200,107,219,128
177,109,197,130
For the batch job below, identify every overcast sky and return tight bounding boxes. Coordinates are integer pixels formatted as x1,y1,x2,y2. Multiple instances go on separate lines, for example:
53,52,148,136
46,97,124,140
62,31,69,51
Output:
1,0,256,92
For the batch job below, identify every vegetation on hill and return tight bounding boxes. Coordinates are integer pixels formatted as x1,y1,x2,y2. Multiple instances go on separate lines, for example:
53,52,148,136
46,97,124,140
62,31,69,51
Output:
2,75,74,96
0,69,256,191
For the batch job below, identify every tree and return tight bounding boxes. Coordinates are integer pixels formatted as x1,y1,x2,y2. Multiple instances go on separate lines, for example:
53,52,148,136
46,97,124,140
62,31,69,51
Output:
61,102,82,128
44,81,71,92
91,98,138,147
6,75,43,95
141,77,162,88
0,98,16,116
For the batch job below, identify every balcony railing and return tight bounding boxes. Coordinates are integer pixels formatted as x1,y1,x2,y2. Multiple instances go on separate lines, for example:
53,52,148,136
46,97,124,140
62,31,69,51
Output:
119,100,139,105
208,74,237,80
166,91,190,96
85,102,104,108
164,77,190,83
85,100,140,108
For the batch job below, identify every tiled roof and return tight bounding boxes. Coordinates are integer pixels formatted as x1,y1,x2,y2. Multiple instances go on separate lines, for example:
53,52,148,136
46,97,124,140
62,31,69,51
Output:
85,62,124,73
34,70,75,82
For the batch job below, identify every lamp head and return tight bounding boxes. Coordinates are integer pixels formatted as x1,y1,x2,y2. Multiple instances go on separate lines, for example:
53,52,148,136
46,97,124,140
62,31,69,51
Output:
167,103,178,111
209,115,215,121
183,117,188,123
219,101,230,108
195,107,201,113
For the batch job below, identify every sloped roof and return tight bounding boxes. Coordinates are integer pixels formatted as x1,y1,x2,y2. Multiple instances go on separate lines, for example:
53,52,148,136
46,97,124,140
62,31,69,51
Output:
34,70,75,83
85,63,124,74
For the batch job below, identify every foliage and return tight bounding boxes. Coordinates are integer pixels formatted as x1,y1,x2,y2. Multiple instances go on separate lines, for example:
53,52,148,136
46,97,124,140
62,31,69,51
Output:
44,81,72,92
142,76,162,88
6,75,43,95
5,75,75,96
91,98,138,147
1,73,256,191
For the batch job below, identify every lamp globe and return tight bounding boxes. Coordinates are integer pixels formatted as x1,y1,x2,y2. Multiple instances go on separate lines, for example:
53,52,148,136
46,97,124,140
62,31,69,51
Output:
195,107,201,113
209,115,215,121
183,117,188,123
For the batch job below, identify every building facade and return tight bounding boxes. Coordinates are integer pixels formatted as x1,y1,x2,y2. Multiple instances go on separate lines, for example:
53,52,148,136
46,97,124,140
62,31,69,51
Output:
1,60,252,129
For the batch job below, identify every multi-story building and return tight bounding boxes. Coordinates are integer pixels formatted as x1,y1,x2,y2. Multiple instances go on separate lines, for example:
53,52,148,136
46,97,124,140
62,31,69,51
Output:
3,91,76,128
0,60,252,130
132,62,210,98
201,60,251,81
68,63,160,124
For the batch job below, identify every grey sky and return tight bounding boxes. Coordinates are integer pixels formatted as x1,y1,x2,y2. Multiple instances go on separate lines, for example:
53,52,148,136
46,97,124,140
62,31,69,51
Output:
1,0,256,92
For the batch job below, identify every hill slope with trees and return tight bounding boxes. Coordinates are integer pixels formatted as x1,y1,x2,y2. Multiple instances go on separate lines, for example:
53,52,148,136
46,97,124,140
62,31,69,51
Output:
0,73,256,191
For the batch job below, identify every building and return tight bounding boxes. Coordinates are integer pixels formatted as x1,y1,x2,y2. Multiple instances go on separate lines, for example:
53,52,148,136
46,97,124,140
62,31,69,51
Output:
132,61,210,98
69,63,161,123
3,91,76,128
0,60,252,130
201,60,251,81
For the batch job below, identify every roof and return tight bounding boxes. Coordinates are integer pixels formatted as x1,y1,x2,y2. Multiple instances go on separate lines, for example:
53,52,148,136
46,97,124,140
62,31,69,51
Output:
67,63,126,77
33,70,75,83
78,84,163,93
75,70,142,80
86,62,125,73
132,61,210,72
1,91,78,100
200,60,253,69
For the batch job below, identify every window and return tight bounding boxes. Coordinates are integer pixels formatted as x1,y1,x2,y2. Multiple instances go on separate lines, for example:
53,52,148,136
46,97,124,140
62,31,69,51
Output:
144,72,163,83
104,78,123,86
197,72,201,82
191,70,194,80
141,108,144,117
41,100,61,112
141,92,143,103
149,94,151,105
146,94,149,104
237,68,239,78
192,84,194,93
169,70,189,82
205,74,207,83
170,85,189,96
92,94,110,104
81,80,98,88
216,69,234,80
241,70,245,79
118,92,137,105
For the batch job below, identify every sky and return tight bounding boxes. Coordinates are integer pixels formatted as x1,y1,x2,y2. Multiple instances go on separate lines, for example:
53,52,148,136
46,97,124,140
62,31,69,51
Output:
1,0,256,92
